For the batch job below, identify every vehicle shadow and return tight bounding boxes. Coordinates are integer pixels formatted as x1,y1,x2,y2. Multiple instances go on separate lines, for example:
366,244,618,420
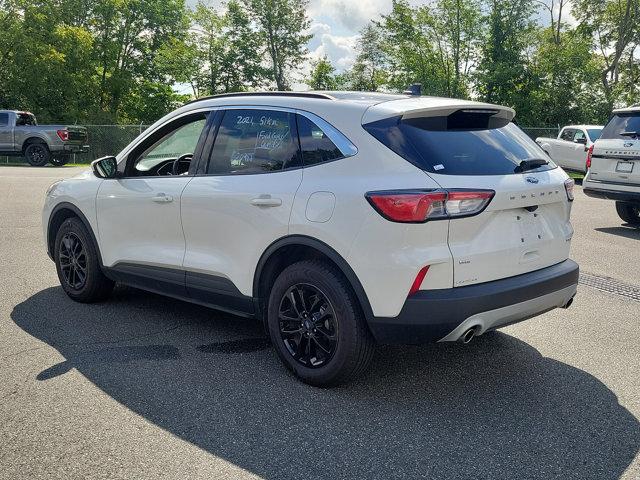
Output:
595,226,640,240
12,287,640,480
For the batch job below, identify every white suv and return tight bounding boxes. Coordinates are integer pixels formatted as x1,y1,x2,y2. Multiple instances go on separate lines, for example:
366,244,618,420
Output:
43,92,579,386
584,105,640,225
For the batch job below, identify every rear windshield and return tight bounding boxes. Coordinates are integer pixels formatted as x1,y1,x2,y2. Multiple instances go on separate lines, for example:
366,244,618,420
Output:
363,115,555,176
587,128,602,141
600,113,640,140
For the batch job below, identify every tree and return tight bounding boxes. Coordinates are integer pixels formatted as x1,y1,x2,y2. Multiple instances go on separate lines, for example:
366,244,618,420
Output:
476,0,537,116
306,56,337,90
349,24,386,91
242,0,311,90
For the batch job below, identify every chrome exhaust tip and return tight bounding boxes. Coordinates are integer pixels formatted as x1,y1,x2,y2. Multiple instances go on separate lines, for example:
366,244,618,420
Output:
459,327,477,344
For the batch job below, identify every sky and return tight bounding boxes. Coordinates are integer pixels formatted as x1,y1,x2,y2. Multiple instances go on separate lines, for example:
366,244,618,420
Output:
186,1,570,91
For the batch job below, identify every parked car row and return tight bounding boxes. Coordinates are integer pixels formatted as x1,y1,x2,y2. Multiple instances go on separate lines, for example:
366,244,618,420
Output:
0,110,88,166
536,107,640,225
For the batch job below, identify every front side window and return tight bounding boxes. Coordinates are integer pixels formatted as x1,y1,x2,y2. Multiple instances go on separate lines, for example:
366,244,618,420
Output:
207,109,298,175
561,128,575,141
0,113,8,126
130,113,208,176
297,115,343,166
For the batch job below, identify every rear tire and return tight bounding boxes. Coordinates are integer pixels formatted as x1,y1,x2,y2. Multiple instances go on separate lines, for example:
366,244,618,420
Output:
615,201,640,225
49,156,70,167
267,260,375,387
24,143,51,166
54,217,114,302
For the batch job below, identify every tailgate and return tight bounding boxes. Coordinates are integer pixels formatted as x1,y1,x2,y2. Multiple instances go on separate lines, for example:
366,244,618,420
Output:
590,139,640,187
433,170,573,286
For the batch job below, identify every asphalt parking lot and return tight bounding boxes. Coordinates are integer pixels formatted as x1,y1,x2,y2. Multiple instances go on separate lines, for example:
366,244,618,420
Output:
1,165,639,480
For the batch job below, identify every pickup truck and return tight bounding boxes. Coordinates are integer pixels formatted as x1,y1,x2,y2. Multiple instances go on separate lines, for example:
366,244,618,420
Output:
0,110,88,166
536,125,603,173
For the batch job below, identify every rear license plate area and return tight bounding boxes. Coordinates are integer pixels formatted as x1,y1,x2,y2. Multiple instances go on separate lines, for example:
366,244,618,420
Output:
616,161,634,173
517,211,543,245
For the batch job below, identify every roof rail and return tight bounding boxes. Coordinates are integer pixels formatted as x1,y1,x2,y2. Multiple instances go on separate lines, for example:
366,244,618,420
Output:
185,91,335,105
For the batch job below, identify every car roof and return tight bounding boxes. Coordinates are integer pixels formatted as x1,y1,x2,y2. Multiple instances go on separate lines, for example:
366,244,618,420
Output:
613,104,640,114
182,91,515,122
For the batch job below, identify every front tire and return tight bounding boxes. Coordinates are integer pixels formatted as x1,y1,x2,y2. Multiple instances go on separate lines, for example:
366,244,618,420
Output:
267,260,375,387
54,217,114,302
615,201,640,225
24,143,51,166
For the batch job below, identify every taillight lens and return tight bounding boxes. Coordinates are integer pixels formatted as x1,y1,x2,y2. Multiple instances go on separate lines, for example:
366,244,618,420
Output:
365,189,494,223
56,129,69,141
564,178,575,201
586,144,594,170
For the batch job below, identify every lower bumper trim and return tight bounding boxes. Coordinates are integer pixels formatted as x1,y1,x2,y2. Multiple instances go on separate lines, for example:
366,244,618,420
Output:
368,259,579,344
584,186,640,202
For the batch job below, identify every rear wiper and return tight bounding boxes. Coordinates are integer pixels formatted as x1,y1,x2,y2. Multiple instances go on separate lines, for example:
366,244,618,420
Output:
620,131,640,138
514,158,548,173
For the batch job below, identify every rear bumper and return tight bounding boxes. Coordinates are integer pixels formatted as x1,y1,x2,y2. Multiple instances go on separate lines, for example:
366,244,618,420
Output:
51,144,90,154
368,259,579,344
583,186,640,203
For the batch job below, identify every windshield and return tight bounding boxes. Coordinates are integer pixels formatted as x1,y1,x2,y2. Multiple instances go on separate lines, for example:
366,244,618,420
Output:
601,113,640,139
587,129,602,141
364,116,556,176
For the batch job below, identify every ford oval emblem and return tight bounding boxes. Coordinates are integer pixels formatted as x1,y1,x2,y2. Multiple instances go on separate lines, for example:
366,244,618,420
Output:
526,177,539,184
624,141,634,148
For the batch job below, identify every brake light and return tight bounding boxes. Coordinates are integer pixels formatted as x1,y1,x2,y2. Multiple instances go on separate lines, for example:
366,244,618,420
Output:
586,144,594,170
564,178,575,201
56,129,69,141
365,189,494,223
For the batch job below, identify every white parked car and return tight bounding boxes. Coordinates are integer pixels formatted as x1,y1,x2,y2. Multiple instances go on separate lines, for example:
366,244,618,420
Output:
43,92,579,386
584,106,640,225
536,125,603,173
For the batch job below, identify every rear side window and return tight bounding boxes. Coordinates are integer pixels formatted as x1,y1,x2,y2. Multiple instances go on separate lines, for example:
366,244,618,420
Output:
0,113,8,126
297,115,342,166
208,109,299,175
600,113,640,140
364,115,555,176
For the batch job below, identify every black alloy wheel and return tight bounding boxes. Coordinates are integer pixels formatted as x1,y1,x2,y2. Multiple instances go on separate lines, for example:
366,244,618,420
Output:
278,283,338,368
58,232,87,290
25,143,50,166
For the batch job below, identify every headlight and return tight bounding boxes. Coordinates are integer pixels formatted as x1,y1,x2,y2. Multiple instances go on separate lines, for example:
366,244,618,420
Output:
45,180,62,197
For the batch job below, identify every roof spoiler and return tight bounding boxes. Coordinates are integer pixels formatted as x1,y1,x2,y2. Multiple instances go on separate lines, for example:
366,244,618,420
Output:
362,97,516,125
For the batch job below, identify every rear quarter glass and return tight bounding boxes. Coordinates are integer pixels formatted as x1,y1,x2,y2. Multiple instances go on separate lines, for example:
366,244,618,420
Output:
363,116,557,176
600,113,640,140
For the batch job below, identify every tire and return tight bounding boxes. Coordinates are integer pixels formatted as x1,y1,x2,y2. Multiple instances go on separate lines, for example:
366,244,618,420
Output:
49,156,70,167
267,260,375,387
615,201,640,225
54,217,114,302
24,142,51,166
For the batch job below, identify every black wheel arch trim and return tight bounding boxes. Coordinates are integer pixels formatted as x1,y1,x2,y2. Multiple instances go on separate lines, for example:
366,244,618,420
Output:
252,235,375,324
47,202,104,266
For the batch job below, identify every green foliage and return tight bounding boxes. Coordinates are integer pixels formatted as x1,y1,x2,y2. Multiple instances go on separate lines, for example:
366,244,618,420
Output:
241,0,312,90
306,56,338,90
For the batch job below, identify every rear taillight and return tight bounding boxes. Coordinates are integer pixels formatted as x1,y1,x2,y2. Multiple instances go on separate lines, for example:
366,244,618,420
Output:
564,178,575,201
56,129,69,141
365,189,494,223
586,144,594,170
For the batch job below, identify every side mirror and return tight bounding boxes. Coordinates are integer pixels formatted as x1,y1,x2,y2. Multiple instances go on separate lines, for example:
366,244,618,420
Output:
91,156,118,179
574,137,587,145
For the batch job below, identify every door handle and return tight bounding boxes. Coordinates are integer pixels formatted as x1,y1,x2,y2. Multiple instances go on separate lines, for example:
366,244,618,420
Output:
152,193,174,203
251,195,282,207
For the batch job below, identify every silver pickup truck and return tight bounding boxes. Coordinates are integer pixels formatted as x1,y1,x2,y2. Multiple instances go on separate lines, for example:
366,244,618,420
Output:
0,110,88,166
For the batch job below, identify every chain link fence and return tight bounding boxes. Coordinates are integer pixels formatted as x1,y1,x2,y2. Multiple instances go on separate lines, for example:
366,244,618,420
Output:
2,123,560,166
